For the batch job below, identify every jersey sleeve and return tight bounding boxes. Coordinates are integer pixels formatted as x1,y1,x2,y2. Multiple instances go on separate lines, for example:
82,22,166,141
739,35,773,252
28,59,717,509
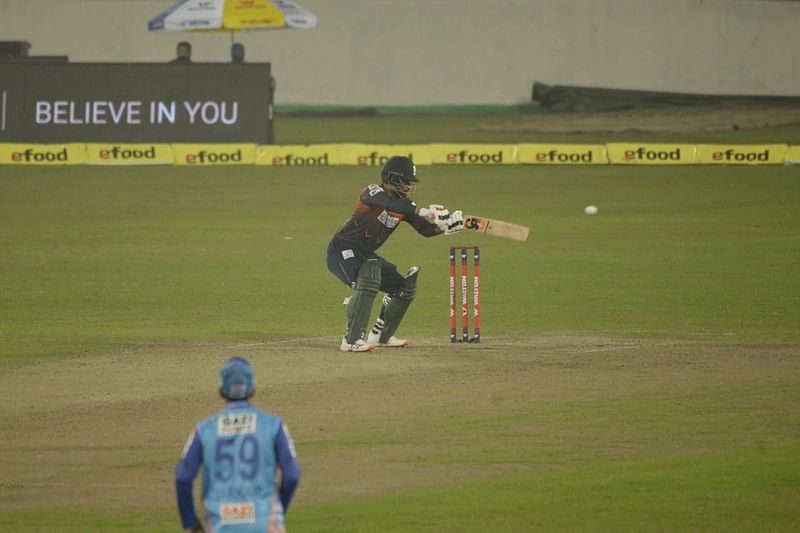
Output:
175,429,203,529
274,421,302,512
360,184,417,216
406,210,444,237
360,185,442,236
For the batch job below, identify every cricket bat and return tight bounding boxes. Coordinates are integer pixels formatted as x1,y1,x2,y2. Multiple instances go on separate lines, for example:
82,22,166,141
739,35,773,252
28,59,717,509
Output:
463,215,530,242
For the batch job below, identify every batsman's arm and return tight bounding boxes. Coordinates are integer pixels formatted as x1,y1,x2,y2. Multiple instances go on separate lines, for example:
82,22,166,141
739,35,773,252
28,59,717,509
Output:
408,211,444,236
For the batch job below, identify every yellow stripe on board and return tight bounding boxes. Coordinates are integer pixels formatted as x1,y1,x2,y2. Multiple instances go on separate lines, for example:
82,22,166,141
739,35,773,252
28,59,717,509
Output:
256,144,341,166
696,144,787,165
0,143,86,165
0,143,794,166
172,144,256,166
85,144,174,165
607,143,698,165
338,144,433,166
430,144,519,165
518,144,607,164
785,145,800,165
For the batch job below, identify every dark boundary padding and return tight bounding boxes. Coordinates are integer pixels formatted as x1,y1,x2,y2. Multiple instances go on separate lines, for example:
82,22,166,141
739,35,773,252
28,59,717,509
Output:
532,81,800,112
275,103,542,116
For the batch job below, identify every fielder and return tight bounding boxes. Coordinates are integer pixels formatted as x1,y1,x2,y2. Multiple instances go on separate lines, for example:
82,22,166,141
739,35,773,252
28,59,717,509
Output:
175,357,301,532
326,156,464,352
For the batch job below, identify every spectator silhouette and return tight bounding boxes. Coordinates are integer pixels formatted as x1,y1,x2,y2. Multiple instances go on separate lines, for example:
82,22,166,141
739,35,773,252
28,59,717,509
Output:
170,41,191,64
231,42,245,63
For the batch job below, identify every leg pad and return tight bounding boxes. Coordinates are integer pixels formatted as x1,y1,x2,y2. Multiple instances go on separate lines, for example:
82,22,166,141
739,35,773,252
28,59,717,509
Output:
380,266,418,343
345,259,381,343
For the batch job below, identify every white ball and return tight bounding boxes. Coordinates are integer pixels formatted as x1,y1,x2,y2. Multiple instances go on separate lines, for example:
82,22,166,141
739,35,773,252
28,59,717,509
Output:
584,205,598,215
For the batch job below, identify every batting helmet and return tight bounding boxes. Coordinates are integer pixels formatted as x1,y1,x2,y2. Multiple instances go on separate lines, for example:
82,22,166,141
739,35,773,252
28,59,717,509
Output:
219,356,255,400
380,156,417,199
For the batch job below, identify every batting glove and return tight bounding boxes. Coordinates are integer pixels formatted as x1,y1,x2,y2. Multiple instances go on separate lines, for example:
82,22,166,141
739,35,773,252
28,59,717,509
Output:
417,204,450,225
428,204,451,229
444,210,464,235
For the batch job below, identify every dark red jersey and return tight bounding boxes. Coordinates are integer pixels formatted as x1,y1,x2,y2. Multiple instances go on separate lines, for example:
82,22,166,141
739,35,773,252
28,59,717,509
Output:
331,184,441,254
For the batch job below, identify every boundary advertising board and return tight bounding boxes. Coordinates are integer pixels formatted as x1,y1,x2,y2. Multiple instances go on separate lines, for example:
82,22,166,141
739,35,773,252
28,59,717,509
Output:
1,142,794,166
0,63,274,143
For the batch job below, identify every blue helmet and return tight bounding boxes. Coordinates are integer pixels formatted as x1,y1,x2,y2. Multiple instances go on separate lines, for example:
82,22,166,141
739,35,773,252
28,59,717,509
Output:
219,356,255,400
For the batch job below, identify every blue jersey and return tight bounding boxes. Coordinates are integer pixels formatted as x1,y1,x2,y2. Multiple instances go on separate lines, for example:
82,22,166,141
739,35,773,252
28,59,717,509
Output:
175,401,301,532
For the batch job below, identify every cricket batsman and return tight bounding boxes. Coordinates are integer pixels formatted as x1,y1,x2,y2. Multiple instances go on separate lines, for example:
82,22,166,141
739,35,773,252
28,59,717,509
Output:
326,156,464,352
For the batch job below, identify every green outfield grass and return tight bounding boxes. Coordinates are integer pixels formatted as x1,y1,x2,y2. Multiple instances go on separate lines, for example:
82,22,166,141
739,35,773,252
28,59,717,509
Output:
1,113,799,531
2,163,798,361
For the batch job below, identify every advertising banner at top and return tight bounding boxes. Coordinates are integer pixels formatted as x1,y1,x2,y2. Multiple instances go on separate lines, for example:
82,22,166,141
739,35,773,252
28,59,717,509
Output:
0,63,274,143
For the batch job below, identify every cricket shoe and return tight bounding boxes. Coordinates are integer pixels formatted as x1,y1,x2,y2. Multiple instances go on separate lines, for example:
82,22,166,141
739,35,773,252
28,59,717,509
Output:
367,332,409,348
339,337,375,353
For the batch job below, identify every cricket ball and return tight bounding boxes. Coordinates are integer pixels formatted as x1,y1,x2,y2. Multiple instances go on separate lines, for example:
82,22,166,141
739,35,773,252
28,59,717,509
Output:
584,205,598,215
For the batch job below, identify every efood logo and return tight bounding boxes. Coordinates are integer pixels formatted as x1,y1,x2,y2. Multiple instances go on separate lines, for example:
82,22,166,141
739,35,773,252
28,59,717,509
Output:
624,147,681,161
536,149,593,163
356,152,413,166
446,150,503,163
185,149,242,164
712,148,770,162
272,153,329,165
100,146,156,160
11,147,68,162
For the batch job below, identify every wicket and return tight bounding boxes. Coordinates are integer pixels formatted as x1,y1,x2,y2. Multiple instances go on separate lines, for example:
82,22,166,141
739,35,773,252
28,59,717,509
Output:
449,245,481,343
